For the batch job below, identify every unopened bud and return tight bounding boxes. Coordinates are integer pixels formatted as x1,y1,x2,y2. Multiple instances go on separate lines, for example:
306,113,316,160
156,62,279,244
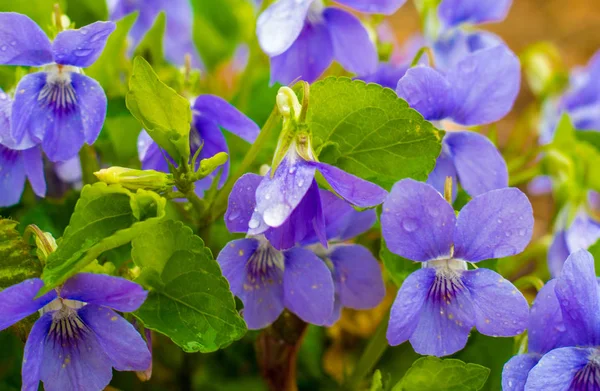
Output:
94,167,174,192
197,152,229,178
276,86,302,120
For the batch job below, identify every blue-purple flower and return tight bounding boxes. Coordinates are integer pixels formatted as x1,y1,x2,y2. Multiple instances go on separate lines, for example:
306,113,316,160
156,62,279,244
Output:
504,250,600,390
108,0,203,68
382,179,532,356
0,273,151,391
138,94,259,196
257,0,406,84
437,0,512,30
0,13,114,162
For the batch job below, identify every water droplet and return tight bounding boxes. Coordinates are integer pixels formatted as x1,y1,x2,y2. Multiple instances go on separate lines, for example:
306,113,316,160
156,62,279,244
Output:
0,46,6,52
10,41,16,46
504,231,511,237
265,194,271,200
248,218,260,229
427,205,440,217
288,166,296,174
518,228,526,236
73,48,94,57
263,204,291,226
297,179,304,187
402,218,418,232
80,28,88,35
497,218,503,224
227,210,240,221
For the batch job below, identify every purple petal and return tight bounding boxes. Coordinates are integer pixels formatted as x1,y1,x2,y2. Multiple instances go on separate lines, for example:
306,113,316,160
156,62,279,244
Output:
396,66,455,122
10,72,47,147
462,268,528,336
55,156,83,185
329,244,385,309
409,271,476,356
528,279,572,354
547,231,569,278
193,95,259,143
270,22,334,85
555,249,600,346
445,131,508,197
323,7,377,75
0,13,52,66
21,313,52,391
52,22,116,68
426,151,458,201
60,273,148,313
565,212,600,257
69,73,108,146
334,0,407,15
256,0,312,56
454,188,533,262
266,179,327,250
448,44,521,125
283,247,334,326
79,305,151,371
524,347,594,391
161,0,203,68
0,145,26,207
138,130,170,173
312,162,387,208
527,175,553,196
387,268,435,346
438,0,512,28
358,62,409,90
23,147,46,198
217,238,285,329
39,320,113,391
225,174,262,233
324,298,342,326
320,190,377,241
381,179,456,262
502,353,541,391
0,279,57,331
193,117,230,193
248,154,316,234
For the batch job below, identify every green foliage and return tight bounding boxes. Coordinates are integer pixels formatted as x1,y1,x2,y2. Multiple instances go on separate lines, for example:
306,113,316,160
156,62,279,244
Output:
393,356,490,391
0,220,41,290
370,370,385,391
307,78,444,189
65,0,108,27
520,42,569,98
0,0,65,33
132,220,247,352
134,12,166,66
126,56,192,163
380,237,420,286
41,184,166,292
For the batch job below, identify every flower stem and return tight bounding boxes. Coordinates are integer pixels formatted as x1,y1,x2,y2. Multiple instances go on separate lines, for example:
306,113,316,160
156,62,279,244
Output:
79,144,100,185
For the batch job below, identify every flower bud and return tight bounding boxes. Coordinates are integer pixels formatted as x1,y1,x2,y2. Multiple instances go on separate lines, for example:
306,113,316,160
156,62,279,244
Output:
94,167,174,192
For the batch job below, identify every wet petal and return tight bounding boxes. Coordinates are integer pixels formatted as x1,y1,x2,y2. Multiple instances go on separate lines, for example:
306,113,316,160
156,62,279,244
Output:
381,179,456,262
448,44,521,125
79,305,151,371
409,271,476,356
524,347,594,391
502,353,541,391
193,95,259,143
324,7,377,75
334,0,407,14
10,72,47,147
23,147,46,197
462,268,528,336
565,212,600,257
0,13,52,66
22,312,52,391
283,247,334,325
0,279,57,331
60,273,148,313
256,0,312,56
52,22,116,67
225,174,262,233
555,249,600,346
312,162,387,208
248,154,316,234
528,280,572,354
270,22,334,85
0,145,26,207
329,244,385,309
547,231,569,278
319,189,377,241
396,65,455,121
217,238,261,296
454,188,533,262
445,131,508,197
387,268,435,346
438,0,512,28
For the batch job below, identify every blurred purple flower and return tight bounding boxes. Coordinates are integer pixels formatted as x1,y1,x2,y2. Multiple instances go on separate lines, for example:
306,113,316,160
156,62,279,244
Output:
0,13,114,162
0,273,150,391
108,0,203,68
138,94,259,196
257,0,407,84
382,179,532,356
437,0,512,30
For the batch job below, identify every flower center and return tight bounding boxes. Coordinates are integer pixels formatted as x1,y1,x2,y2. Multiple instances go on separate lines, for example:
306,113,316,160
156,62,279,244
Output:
571,351,600,390
246,237,284,284
425,259,468,306
38,65,79,112
0,144,19,164
46,299,88,348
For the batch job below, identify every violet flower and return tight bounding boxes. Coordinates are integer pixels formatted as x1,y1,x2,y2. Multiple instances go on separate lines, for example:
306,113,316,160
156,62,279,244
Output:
0,13,115,162
382,179,532,356
437,0,513,30
257,0,407,84
138,94,259,196
108,0,203,68
0,273,151,391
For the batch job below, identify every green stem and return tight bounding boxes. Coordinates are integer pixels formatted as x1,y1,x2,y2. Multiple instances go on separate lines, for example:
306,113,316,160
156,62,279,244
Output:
341,313,390,391
79,144,100,185
207,107,280,224
509,164,542,187
185,190,207,218
513,275,545,292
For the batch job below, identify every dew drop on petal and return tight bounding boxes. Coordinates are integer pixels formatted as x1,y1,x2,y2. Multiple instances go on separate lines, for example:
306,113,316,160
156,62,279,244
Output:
228,210,240,221
402,218,418,232
73,48,94,57
0,46,6,52
248,218,260,229
297,179,304,187
263,204,291,226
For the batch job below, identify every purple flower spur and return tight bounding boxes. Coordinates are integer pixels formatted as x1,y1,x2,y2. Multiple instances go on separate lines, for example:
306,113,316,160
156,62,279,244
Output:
382,179,532,356
0,13,114,162
0,274,150,391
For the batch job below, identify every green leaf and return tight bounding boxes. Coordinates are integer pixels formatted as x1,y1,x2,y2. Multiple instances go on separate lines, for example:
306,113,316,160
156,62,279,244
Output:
307,78,444,189
380,236,419,287
394,357,490,391
133,11,166,66
575,130,600,152
41,184,165,292
126,56,192,162
132,220,247,352
0,220,41,290
370,370,385,391
64,0,108,27
87,12,138,97
586,239,600,273
0,0,65,34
